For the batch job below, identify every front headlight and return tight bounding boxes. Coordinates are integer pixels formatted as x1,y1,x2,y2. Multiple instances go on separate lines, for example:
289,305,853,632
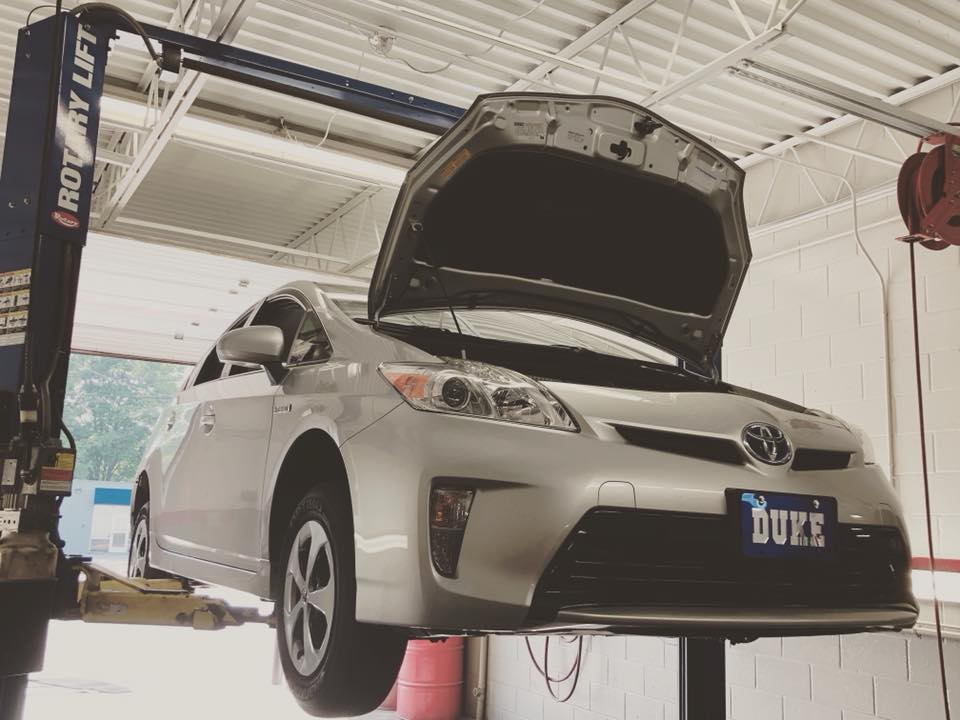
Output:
380,360,578,432
846,423,876,465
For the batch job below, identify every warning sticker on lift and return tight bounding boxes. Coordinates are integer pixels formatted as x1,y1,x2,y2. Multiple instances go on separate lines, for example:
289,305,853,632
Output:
39,449,76,495
0,268,31,347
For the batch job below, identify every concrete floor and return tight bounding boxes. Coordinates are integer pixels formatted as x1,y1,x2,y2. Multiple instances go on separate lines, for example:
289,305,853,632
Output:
24,557,397,719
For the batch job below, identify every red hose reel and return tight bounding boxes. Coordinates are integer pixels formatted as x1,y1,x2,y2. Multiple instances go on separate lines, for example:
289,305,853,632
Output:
897,125,960,250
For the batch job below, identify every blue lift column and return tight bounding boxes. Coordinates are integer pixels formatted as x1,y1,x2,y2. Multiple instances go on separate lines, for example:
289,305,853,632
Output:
0,11,110,714
0,11,110,492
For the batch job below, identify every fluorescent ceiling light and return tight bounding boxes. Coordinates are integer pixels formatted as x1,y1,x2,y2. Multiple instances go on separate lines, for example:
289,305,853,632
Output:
99,96,408,187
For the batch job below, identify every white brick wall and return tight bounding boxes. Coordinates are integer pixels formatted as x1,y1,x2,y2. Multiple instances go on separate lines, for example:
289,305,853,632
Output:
486,633,957,720
728,633,958,720
486,637,679,720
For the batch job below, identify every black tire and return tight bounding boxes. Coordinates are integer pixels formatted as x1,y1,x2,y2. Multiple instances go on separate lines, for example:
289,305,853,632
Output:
128,503,166,579
276,486,407,717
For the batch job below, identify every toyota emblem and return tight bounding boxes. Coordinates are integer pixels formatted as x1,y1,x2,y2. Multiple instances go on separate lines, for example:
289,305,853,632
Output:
741,422,792,465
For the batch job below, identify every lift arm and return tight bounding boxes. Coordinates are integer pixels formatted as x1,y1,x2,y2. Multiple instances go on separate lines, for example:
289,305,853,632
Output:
141,22,465,135
71,564,271,631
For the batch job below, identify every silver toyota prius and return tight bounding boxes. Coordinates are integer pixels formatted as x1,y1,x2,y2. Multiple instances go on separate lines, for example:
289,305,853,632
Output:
129,93,917,716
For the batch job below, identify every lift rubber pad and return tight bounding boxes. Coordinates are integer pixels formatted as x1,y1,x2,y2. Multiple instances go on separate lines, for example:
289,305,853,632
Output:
0,579,55,675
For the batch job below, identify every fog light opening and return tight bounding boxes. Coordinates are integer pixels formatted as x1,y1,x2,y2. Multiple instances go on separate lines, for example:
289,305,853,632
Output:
429,486,475,578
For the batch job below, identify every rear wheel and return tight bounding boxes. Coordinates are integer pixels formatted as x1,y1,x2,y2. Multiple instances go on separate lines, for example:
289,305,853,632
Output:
277,486,407,717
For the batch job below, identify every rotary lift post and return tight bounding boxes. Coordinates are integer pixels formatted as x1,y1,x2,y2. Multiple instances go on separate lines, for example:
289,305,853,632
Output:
0,9,724,719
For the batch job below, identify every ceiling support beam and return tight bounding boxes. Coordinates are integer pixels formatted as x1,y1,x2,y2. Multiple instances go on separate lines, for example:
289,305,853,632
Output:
100,216,351,265
271,185,381,261
726,0,756,39
96,149,134,168
339,250,379,275
763,0,783,29
643,25,786,107
660,0,694,89
737,65,960,170
97,0,259,229
391,0,660,93
802,136,902,168
790,147,827,207
733,61,960,138
505,0,660,91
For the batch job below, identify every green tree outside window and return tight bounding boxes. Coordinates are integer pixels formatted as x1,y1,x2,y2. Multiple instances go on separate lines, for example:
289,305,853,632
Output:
63,355,190,484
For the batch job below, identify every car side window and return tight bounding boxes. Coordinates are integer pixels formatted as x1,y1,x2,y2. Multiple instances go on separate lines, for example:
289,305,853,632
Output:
193,347,224,386
288,312,333,365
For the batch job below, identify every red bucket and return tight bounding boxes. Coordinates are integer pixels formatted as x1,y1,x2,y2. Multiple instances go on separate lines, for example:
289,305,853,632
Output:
396,638,463,720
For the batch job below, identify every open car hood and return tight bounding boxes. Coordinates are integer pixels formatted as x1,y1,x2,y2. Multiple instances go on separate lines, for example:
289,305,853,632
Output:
368,94,751,374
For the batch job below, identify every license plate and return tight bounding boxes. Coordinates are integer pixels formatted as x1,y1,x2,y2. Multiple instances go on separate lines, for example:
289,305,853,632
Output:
729,490,837,558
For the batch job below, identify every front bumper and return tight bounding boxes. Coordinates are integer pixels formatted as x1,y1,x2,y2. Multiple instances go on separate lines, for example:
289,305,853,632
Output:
341,404,917,636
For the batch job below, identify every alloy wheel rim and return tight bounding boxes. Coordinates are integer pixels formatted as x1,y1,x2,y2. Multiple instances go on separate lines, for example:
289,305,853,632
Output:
129,518,148,578
283,519,335,676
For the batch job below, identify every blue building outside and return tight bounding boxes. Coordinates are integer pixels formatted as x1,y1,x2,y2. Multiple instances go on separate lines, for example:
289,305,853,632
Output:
59,479,134,557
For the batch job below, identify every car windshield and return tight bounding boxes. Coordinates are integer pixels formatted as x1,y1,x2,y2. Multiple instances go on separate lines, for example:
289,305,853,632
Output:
337,302,676,365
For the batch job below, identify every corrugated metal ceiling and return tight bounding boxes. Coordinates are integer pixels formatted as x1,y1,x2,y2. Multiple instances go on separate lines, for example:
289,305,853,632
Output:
1,0,958,281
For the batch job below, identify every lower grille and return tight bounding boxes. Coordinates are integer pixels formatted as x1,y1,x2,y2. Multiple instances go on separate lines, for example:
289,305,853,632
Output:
528,508,911,624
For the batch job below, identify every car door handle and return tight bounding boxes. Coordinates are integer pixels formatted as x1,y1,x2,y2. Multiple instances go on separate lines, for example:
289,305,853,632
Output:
199,410,216,434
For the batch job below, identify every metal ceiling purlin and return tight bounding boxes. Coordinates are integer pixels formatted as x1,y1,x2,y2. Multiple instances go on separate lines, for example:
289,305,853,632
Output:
97,0,260,229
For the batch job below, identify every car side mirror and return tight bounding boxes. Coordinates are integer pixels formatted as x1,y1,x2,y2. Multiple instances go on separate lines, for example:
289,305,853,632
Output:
217,326,287,384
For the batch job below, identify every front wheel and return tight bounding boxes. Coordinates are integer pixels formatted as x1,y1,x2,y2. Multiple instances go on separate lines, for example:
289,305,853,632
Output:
277,487,407,717
128,503,163,579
